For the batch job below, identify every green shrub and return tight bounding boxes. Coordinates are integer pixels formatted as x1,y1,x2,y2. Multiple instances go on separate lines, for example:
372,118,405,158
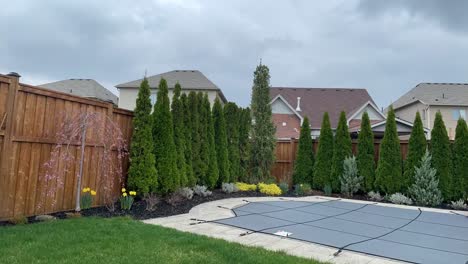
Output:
340,156,363,197
238,107,252,182
152,78,179,193
127,78,158,195
403,112,427,191
357,112,375,192
313,112,334,190
213,98,230,186
452,118,468,200
224,102,241,181
331,111,352,192
430,111,452,200
375,106,403,194
249,64,276,182
293,116,314,185
408,150,443,207
294,183,312,196
279,182,289,194
323,185,332,196
171,82,188,187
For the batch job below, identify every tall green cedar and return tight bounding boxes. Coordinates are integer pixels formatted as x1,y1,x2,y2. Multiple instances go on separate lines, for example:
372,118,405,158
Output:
403,112,427,191
152,78,179,194
452,118,467,200
203,94,219,188
181,93,196,186
188,92,201,184
430,112,452,200
249,64,276,182
313,112,334,190
213,98,230,185
292,117,314,185
127,78,158,195
375,107,403,194
171,83,187,187
330,111,352,192
224,102,241,181
196,92,210,183
238,107,252,182
357,112,375,192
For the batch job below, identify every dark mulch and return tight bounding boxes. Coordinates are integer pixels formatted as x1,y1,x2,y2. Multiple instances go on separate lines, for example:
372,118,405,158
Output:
1,189,464,227
0,190,265,226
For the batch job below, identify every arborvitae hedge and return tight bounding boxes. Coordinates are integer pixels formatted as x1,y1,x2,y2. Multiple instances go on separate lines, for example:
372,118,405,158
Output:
430,111,452,200
204,94,219,188
357,112,375,192
224,102,241,181
375,106,403,194
188,92,201,184
452,118,467,200
238,107,251,182
213,98,230,185
330,111,352,192
196,92,210,183
152,78,179,194
181,93,195,186
293,117,314,185
127,78,158,195
249,64,276,182
403,112,427,191
313,112,334,190
171,82,187,187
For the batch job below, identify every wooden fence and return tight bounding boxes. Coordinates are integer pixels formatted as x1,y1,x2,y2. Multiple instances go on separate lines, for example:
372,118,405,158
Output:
0,73,133,220
272,139,409,185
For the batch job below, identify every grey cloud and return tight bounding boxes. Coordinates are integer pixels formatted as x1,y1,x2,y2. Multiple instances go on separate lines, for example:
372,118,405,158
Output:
1,0,467,108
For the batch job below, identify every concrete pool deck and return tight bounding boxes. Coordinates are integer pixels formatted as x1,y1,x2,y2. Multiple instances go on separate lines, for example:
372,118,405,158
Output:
142,196,468,264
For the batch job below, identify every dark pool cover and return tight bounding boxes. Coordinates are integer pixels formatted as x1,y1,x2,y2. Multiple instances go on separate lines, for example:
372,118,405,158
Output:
213,200,468,264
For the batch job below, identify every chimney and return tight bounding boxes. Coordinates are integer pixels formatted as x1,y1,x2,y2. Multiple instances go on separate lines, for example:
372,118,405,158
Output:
296,97,301,111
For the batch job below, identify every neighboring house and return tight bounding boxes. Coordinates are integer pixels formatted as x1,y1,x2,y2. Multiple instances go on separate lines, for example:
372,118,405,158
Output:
270,87,420,139
39,79,118,105
391,83,468,139
116,70,227,110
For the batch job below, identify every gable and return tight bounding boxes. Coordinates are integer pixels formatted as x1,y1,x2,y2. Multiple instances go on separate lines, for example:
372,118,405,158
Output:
271,97,295,114
354,105,385,120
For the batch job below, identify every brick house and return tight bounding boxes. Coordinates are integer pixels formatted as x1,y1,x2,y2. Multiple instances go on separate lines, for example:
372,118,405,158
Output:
270,87,420,139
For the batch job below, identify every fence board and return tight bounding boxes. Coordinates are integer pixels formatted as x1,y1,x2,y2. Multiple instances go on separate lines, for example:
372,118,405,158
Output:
0,74,132,220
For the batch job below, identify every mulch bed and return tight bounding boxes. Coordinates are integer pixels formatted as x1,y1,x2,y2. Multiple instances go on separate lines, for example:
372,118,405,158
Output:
0,190,265,226
1,189,464,227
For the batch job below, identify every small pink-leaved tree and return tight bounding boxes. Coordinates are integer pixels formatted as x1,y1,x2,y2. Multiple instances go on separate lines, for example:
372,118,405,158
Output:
41,111,128,212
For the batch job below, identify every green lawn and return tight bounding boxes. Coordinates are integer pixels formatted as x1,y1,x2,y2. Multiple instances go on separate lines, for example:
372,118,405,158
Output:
0,217,324,264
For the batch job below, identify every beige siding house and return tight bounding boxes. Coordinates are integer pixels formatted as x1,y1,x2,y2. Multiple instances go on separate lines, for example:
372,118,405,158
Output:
116,70,227,110
392,83,468,139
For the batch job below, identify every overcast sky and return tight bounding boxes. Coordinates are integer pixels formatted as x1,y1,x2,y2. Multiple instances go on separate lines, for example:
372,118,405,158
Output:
1,0,467,108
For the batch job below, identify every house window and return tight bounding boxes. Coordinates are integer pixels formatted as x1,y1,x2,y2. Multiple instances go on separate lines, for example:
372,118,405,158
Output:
150,94,157,106
452,109,466,120
421,109,426,120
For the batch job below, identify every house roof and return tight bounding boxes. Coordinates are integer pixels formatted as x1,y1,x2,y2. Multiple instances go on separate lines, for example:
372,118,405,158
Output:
115,70,227,102
392,83,468,110
39,79,118,105
269,87,374,128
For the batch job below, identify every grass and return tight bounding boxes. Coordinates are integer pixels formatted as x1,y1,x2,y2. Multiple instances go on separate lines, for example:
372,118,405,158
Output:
0,217,324,264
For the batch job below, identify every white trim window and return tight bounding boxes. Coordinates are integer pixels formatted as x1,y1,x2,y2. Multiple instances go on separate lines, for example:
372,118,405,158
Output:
452,109,466,120
150,93,157,106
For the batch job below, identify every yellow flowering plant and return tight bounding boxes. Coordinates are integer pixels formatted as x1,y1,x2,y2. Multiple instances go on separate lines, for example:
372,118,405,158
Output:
235,182,258,192
258,183,282,196
120,187,136,210
80,187,96,209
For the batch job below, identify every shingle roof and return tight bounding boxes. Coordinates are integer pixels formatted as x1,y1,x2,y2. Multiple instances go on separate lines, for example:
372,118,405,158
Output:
270,87,374,128
116,70,226,102
39,79,118,105
115,70,216,89
392,83,468,110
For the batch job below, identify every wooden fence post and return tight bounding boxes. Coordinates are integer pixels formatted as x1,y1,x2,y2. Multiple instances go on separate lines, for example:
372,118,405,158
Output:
0,72,21,218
